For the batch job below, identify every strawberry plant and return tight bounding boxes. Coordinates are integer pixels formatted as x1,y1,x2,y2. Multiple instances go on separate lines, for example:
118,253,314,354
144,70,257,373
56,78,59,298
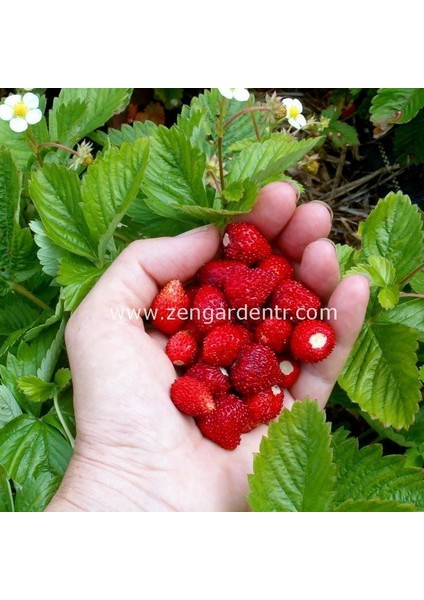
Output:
0,88,423,511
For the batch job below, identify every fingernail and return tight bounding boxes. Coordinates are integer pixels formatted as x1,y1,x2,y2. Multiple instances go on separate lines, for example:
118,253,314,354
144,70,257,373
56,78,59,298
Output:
177,225,214,237
309,200,333,219
318,238,337,252
284,179,301,202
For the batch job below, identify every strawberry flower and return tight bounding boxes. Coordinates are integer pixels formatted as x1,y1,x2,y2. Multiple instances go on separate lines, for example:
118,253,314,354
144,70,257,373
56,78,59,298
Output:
282,98,306,129
218,88,250,102
0,92,43,133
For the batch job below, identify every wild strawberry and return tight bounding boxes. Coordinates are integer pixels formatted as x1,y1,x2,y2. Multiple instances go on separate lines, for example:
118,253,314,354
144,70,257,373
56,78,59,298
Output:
196,393,248,450
277,356,300,387
258,254,294,283
231,343,282,396
192,284,230,333
290,320,336,363
198,260,247,289
186,362,230,395
242,385,284,433
170,376,216,416
224,268,277,310
222,222,271,265
255,318,293,353
185,283,200,306
150,279,190,335
270,280,321,322
202,323,252,367
166,331,198,367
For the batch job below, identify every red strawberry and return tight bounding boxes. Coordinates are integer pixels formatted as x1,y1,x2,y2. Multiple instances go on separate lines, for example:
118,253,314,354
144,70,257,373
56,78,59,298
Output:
170,376,216,416
186,362,230,395
192,285,230,333
202,323,252,367
150,280,190,335
242,385,284,433
255,318,293,353
222,222,271,265
231,343,282,396
259,254,294,283
196,393,248,450
224,268,278,310
166,331,198,367
270,280,321,322
185,283,200,306
198,260,247,289
290,320,336,363
277,356,300,387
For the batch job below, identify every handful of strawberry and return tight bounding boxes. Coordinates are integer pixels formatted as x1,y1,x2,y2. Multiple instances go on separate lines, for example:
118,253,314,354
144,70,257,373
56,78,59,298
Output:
149,222,336,450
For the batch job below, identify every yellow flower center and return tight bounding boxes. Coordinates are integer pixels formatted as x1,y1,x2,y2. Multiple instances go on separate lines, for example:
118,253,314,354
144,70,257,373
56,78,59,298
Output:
13,102,29,118
288,106,300,119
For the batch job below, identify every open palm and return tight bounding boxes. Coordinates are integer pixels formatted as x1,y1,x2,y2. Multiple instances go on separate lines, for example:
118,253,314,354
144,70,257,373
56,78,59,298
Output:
47,183,369,512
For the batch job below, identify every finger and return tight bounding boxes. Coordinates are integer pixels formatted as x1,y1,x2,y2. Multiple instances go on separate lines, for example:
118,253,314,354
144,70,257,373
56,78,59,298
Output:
277,201,332,262
78,225,220,314
298,239,340,302
289,275,370,409
234,182,298,239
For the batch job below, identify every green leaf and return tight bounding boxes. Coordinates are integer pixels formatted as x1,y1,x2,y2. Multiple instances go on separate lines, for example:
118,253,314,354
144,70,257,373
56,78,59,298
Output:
54,368,72,391
332,430,424,510
327,121,359,148
125,195,199,237
141,126,209,211
360,192,424,282
0,113,48,170
361,404,424,449
0,297,39,336
81,138,150,258
378,285,400,309
336,243,360,276
248,399,336,512
36,318,65,382
227,135,319,186
0,464,14,512
29,165,97,260
378,298,424,336
0,414,72,484
370,88,424,135
339,322,420,429
49,88,132,147
29,219,68,277
17,376,56,403
57,255,106,311
0,148,19,272
0,385,22,427
394,109,424,165
106,120,157,146
15,471,61,512
420,366,424,382
347,255,396,287
333,499,415,511
411,270,424,294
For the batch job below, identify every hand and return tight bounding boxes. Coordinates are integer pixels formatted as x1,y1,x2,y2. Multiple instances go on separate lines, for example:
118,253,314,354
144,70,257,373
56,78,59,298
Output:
47,183,370,512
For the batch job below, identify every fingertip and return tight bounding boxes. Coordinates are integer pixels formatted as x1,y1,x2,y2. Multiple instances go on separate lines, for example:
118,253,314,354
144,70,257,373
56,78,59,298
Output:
278,202,333,261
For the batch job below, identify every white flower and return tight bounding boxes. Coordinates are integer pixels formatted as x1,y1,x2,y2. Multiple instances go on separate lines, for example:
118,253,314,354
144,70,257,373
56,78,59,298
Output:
0,93,42,133
218,88,250,102
69,140,94,170
282,98,306,129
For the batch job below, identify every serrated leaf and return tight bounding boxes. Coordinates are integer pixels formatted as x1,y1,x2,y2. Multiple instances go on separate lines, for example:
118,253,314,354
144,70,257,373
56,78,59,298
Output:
29,165,97,260
142,126,209,211
14,471,61,512
0,464,14,512
106,120,157,146
29,219,68,277
334,499,415,511
360,192,424,282
378,285,400,309
17,376,56,403
49,88,132,147
125,197,198,237
332,431,424,510
347,255,396,287
420,366,424,382
410,270,424,294
362,404,424,449
0,415,72,484
0,297,39,336
327,120,359,149
377,298,424,336
370,88,424,136
81,138,150,259
54,368,71,391
0,384,22,427
36,318,65,382
339,322,420,429
57,255,106,311
336,244,360,276
0,148,19,272
248,399,336,512
394,109,424,165
227,135,319,186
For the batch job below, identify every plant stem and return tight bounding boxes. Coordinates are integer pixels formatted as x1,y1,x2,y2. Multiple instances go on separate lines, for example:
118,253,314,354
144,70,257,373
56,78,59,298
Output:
399,262,424,287
10,282,51,311
248,99,261,141
399,292,424,299
207,169,221,192
54,392,75,450
37,142,79,156
217,99,226,192
224,106,271,130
